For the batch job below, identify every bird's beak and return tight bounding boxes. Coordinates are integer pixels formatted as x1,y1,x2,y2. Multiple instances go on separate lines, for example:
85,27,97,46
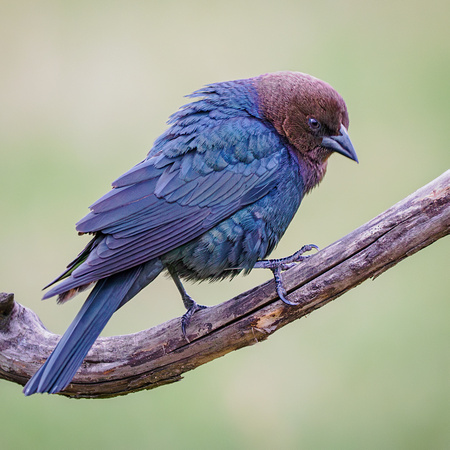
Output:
321,124,358,163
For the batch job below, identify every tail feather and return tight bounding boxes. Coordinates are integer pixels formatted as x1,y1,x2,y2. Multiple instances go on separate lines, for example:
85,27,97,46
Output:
24,267,142,395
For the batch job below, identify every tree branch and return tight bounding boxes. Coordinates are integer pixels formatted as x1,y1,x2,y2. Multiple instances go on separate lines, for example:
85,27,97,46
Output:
1,170,449,398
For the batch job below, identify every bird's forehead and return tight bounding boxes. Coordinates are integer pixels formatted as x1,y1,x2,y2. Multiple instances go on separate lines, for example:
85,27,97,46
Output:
292,77,348,124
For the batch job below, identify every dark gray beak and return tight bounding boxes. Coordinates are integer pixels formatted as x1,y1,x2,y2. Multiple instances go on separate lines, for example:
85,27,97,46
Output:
321,124,358,163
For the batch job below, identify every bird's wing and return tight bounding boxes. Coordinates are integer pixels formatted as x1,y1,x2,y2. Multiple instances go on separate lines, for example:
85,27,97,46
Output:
46,117,287,296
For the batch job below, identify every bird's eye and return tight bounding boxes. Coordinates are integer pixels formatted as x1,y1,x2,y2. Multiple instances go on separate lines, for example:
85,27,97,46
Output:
308,117,321,131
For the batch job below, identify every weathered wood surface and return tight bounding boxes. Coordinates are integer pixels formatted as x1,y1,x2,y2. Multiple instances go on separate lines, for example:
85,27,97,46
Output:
1,170,449,398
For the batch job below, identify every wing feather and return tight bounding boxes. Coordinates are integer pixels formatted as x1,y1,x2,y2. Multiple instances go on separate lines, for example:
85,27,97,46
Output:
46,108,288,298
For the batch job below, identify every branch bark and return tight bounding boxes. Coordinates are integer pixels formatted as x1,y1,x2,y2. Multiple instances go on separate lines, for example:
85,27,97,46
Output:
1,171,449,398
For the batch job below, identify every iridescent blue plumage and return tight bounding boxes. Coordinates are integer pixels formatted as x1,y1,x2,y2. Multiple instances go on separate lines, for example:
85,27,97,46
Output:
24,71,357,395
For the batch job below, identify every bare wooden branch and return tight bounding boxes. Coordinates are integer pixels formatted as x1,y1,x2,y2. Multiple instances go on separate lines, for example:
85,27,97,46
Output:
1,170,449,398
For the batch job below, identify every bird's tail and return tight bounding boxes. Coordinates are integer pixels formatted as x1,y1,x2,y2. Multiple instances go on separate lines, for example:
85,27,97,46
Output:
23,259,163,395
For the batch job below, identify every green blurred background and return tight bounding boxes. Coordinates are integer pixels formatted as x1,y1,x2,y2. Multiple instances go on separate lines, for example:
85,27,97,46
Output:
1,0,449,448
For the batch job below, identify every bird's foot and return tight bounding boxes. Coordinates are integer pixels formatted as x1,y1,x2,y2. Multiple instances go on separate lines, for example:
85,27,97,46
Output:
254,244,319,306
181,296,207,342
270,266,296,305
166,265,208,341
253,244,319,270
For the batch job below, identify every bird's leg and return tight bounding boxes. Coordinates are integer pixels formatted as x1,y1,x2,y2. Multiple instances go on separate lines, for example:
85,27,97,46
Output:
253,244,319,306
167,265,207,341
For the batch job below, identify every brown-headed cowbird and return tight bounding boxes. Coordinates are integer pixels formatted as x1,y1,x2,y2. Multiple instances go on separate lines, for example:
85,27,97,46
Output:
24,71,357,395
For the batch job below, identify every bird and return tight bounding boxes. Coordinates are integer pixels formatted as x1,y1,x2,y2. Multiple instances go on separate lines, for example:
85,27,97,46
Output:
23,71,358,396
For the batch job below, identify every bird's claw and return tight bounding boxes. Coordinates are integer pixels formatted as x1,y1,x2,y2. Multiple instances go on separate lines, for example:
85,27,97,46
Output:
166,266,209,342
271,266,298,306
181,301,207,342
255,244,319,306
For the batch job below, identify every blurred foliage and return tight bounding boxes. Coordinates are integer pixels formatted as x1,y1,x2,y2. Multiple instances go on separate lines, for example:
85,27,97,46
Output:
0,0,449,449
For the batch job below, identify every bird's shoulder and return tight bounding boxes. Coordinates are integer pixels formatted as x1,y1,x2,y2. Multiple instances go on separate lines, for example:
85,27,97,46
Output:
113,87,289,189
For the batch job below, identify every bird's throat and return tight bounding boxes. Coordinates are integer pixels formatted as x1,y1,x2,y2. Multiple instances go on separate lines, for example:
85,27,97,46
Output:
299,155,328,194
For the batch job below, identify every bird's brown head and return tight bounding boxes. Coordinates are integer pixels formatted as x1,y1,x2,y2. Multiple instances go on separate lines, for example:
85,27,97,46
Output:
256,71,358,165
